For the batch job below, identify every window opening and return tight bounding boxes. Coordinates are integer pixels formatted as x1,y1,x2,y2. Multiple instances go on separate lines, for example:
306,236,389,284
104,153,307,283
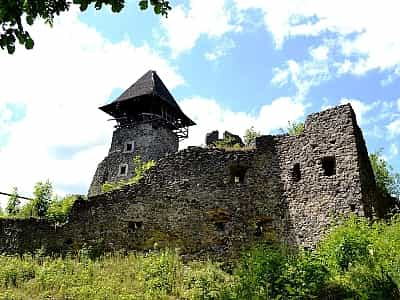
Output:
292,163,301,182
350,204,356,212
322,156,336,176
124,141,134,152
128,221,143,232
119,164,128,176
255,218,273,237
214,222,225,231
229,165,248,184
64,238,73,245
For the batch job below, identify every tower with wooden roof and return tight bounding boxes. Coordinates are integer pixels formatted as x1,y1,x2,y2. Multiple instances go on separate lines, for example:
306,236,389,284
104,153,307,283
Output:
88,70,196,196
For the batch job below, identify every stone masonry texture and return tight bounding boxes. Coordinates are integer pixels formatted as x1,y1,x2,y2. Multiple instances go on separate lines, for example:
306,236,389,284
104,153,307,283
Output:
0,104,389,258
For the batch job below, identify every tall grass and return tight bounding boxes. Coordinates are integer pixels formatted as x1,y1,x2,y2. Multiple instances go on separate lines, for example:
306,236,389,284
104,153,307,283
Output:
0,215,400,299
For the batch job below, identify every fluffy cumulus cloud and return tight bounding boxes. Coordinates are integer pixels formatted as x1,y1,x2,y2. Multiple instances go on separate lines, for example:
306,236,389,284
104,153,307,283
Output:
160,0,241,56
179,96,306,148
237,0,400,96
0,9,183,202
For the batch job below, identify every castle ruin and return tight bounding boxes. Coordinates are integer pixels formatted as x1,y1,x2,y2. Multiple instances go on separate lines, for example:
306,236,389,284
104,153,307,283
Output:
0,71,389,257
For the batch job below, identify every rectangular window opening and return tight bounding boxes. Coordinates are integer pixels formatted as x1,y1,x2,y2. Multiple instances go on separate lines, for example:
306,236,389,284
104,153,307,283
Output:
119,164,128,176
292,163,301,182
128,221,143,232
229,165,248,184
322,156,336,176
255,218,273,237
214,222,225,231
124,141,134,152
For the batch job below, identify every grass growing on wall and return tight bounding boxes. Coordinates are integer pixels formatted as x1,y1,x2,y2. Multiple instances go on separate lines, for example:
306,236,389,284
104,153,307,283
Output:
102,156,156,193
0,215,400,299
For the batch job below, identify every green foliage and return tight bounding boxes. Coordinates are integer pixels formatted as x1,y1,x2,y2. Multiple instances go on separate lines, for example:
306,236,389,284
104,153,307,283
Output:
287,121,305,136
31,180,53,218
1,215,400,299
0,250,234,300
317,216,400,299
0,0,171,54
6,187,20,216
234,244,328,299
243,126,261,146
16,201,35,219
102,156,155,193
370,150,400,199
213,136,242,150
46,194,79,224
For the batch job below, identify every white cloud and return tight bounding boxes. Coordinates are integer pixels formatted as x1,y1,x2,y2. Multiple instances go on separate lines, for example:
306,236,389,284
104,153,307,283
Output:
179,96,306,148
387,119,400,137
310,45,329,61
204,38,235,61
339,98,376,125
0,9,183,202
234,0,400,76
160,0,241,56
271,57,331,99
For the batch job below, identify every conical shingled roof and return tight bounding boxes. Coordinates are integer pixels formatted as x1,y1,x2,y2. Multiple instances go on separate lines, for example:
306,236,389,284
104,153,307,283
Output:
99,70,195,127
112,70,179,109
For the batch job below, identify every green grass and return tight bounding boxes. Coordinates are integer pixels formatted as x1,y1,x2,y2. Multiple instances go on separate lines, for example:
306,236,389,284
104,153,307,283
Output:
1,215,400,299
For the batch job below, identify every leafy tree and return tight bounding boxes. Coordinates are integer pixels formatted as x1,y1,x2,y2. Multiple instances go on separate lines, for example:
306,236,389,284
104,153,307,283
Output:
46,194,79,223
0,0,171,54
31,180,53,217
370,150,400,199
243,126,261,146
287,120,304,136
6,187,20,216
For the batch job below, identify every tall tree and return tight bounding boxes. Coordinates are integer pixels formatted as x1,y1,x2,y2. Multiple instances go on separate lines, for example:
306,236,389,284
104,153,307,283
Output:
6,187,20,216
0,0,171,54
32,180,53,217
370,150,400,199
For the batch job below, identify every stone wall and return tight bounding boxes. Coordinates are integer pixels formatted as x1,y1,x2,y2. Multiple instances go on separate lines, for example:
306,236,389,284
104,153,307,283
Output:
88,122,178,197
0,218,58,254
0,104,387,257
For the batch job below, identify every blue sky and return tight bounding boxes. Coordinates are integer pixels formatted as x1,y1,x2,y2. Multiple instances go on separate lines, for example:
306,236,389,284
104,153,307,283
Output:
0,0,399,200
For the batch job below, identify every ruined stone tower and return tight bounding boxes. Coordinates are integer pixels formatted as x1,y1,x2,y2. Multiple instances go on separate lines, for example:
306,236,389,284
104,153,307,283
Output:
88,70,196,196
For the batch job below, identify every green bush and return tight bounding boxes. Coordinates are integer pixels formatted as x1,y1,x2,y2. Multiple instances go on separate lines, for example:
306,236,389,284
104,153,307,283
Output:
0,215,400,299
46,194,78,224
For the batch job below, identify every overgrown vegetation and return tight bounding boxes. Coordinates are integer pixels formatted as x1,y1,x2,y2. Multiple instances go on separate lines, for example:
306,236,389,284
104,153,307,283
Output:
1,180,81,224
243,126,261,146
370,149,400,199
0,216,399,299
211,134,242,150
287,121,305,136
101,155,155,193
